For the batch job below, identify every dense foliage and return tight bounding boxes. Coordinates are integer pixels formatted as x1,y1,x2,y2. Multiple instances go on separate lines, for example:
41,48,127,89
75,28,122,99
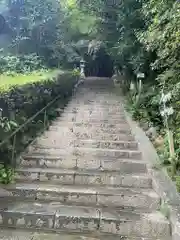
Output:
0,0,96,69
0,71,77,167
78,0,180,185
0,0,86,182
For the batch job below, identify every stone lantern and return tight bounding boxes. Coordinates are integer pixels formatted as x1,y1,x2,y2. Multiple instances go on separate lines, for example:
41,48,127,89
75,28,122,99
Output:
137,72,145,92
80,59,85,78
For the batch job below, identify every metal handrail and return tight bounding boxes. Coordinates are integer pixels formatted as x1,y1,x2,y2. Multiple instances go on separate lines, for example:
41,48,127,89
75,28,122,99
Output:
0,73,81,167
0,93,62,167
0,95,60,147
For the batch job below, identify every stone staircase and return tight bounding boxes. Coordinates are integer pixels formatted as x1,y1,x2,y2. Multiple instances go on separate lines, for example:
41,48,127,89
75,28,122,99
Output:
0,78,171,240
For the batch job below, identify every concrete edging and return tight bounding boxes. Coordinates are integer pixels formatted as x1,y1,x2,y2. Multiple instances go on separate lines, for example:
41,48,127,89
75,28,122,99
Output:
125,112,180,240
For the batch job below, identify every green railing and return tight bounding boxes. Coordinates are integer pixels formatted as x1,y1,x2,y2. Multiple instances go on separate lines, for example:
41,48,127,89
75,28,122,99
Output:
0,94,63,168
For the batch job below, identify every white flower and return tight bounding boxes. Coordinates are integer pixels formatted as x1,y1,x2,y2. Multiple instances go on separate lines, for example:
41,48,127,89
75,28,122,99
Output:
160,92,172,103
166,106,174,116
160,107,174,117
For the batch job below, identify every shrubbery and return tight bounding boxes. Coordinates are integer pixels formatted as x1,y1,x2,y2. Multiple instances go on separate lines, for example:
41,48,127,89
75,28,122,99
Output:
121,79,180,191
0,70,78,170
0,53,44,74
82,0,180,191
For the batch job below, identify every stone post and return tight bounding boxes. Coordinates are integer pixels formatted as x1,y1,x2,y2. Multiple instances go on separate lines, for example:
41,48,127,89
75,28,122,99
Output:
80,59,85,78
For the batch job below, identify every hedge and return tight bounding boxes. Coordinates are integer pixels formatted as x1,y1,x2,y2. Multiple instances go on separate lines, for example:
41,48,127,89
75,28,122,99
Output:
0,70,78,166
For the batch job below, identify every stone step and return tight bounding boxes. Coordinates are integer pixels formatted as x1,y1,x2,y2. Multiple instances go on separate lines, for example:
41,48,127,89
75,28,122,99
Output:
60,114,127,124
69,104,123,109
60,105,124,111
34,126,135,144
61,118,127,125
5,183,160,210
70,100,123,105
50,121,130,130
60,117,127,125
69,101,123,106
60,107,125,114
75,140,138,150
16,167,151,188
48,125,131,135
20,157,147,174
0,229,171,240
61,109,125,114
39,132,135,142
69,104,122,109
61,113,126,121
56,106,124,112
66,103,123,108
56,109,124,117
0,202,170,238
26,147,142,160
34,139,139,151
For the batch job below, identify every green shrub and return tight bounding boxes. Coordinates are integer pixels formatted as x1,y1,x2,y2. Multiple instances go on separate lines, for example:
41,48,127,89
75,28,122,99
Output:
0,165,14,184
0,53,44,74
0,70,77,168
126,83,162,127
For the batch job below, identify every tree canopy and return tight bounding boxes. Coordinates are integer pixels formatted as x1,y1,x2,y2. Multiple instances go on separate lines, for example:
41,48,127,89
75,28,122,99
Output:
0,0,97,70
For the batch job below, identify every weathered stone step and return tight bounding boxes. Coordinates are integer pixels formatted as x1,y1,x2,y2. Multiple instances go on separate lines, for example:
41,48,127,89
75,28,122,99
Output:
60,116,127,123
34,127,135,145
58,110,126,117
60,104,124,111
48,125,131,135
70,102,120,106
34,135,136,150
61,110,125,115
2,231,172,240
26,147,142,160
56,104,124,109
61,117,127,125
20,156,147,173
34,139,138,151
69,101,123,106
44,132,134,141
39,133,135,142
61,118,127,125
69,103,123,107
67,102,123,107
60,109,126,116
70,100,123,105
64,116,126,122
51,121,130,129
50,121,130,130
0,229,171,240
5,183,160,210
16,167,151,188
62,109,126,120
57,106,124,112
74,119,127,124
75,140,138,150
44,129,134,141
0,202,170,238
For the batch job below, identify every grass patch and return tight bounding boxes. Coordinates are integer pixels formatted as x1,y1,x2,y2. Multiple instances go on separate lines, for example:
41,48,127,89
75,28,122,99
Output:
0,69,65,92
